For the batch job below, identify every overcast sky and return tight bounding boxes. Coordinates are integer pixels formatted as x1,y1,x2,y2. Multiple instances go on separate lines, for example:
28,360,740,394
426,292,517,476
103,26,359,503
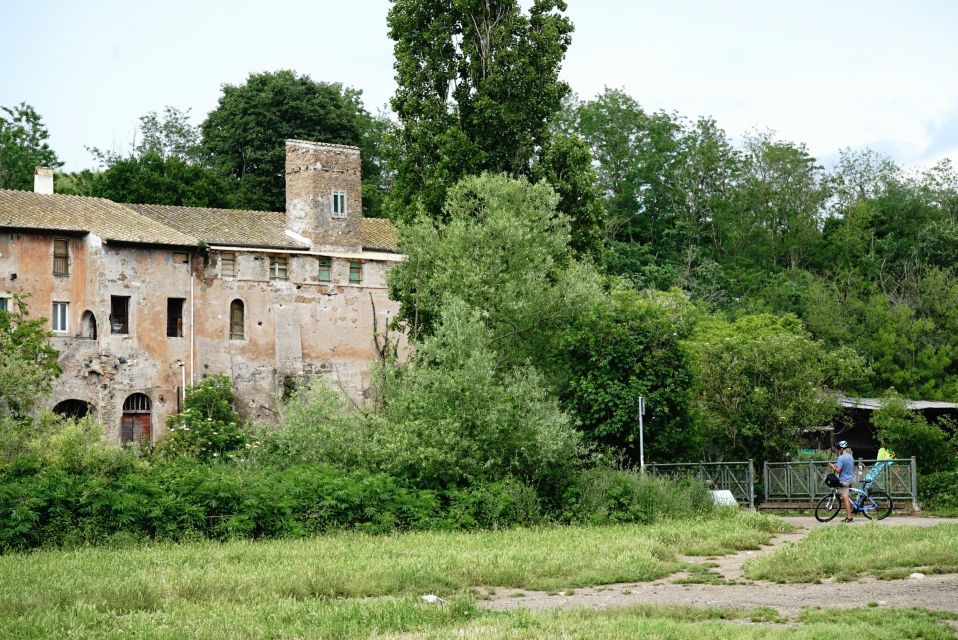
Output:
3,0,957,172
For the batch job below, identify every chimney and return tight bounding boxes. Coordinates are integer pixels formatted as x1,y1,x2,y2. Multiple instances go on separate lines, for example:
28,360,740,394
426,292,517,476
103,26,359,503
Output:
284,140,362,251
34,167,54,195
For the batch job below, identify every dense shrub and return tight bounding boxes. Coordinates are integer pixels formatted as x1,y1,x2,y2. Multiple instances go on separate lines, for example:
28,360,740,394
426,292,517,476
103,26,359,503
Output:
872,397,956,474
918,470,958,513
563,467,714,525
158,374,251,462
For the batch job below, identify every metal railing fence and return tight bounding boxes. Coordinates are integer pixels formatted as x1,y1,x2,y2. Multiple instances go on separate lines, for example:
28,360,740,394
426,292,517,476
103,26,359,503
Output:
646,461,755,509
763,458,918,510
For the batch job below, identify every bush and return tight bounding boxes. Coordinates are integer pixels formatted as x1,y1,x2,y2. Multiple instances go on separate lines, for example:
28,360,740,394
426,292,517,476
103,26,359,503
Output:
158,374,252,462
563,467,714,525
918,470,958,513
872,397,955,474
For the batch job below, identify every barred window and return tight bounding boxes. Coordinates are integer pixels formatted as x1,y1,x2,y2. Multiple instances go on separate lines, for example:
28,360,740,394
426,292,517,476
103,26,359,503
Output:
53,239,69,276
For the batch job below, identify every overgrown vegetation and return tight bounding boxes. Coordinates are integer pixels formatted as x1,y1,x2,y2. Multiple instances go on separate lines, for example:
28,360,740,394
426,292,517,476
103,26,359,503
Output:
743,523,958,582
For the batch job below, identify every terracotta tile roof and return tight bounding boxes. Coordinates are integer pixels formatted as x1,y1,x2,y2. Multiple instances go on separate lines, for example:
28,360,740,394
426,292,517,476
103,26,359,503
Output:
128,204,307,249
0,188,400,253
0,189,198,246
361,217,399,252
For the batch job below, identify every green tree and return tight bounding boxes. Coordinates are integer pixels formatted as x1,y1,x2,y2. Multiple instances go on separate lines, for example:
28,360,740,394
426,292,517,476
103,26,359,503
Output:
89,152,236,208
555,287,700,462
684,313,865,463
386,0,573,220
201,70,384,214
531,131,605,258
871,397,955,474
0,103,62,190
79,107,234,207
159,373,249,462
0,294,61,421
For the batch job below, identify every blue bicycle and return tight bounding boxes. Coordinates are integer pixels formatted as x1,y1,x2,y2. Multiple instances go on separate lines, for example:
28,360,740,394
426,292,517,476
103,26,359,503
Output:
814,476,893,522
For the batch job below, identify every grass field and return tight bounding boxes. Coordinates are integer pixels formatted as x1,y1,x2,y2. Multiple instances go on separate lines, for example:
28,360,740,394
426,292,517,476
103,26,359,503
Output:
0,510,791,639
744,523,958,582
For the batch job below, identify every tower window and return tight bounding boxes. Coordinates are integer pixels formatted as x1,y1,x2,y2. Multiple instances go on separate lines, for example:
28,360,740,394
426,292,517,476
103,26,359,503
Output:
167,298,185,337
110,296,130,334
331,190,347,219
230,299,245,340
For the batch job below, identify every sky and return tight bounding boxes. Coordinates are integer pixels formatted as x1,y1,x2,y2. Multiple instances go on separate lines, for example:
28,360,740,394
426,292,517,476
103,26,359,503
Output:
3,0,957,172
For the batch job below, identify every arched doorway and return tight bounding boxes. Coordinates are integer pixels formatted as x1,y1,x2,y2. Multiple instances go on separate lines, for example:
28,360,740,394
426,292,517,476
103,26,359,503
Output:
81,310,97,339
121,393,152,445
53,399,92,419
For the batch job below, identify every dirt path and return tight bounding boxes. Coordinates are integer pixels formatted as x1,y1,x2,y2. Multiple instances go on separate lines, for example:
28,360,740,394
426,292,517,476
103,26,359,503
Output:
479,516,958,615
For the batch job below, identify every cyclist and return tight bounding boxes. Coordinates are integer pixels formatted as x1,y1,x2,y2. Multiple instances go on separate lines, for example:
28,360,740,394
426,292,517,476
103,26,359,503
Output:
830,440,855,523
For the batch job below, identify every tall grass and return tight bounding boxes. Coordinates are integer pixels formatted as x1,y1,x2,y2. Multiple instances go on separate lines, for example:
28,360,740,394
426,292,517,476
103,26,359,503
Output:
744,523,958,582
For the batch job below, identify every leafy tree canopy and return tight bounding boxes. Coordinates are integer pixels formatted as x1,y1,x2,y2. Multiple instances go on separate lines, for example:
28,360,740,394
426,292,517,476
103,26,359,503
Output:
0,295,61,421
201,70,386,215
0,103,62,191
386,0,574,222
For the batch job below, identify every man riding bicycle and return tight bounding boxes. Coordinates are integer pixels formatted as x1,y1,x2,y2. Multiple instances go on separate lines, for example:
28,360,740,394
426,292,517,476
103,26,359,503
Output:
830,440,855,523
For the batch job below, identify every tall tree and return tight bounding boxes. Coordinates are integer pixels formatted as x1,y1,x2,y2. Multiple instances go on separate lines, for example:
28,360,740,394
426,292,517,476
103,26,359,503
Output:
201,70,384,214
82,107,234,208
0,103,62,191
386,0,573,221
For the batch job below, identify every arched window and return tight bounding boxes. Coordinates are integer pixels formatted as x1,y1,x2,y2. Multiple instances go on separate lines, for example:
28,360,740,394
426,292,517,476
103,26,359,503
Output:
81,310,97,339
230,299,245,340
121,393,152,445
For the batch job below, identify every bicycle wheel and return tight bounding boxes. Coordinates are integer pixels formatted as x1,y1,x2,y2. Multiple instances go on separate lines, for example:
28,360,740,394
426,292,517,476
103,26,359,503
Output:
814,493,842,522
862,489,893,520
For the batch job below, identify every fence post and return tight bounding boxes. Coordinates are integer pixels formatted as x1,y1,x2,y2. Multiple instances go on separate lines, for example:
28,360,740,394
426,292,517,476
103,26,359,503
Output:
763,462,769,503
911,456,919,511
747,460,755,509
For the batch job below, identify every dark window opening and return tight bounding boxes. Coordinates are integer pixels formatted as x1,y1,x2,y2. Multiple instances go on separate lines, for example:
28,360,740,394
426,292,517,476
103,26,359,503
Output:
173,251,189,264
53,399,91,420
0,298,7,312
230,299,245,340
54,238,69,276
110,296,130,334
167,298,185,337
121,393,152,445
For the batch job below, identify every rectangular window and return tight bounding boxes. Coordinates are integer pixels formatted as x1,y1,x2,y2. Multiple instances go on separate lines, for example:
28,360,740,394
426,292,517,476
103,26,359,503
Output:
52,302,68,332
221,252,236,278
167,298,185,337
318,257,331,282
331,190,347,219
230,300,245,340
53,238,69,276
349,261,362,285
110,296,130,334
173,251,189,264
0,298,7,312
270,255,289,280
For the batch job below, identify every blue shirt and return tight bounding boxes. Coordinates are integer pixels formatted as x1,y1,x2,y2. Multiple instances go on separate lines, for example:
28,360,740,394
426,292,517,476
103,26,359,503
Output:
836,453,855,484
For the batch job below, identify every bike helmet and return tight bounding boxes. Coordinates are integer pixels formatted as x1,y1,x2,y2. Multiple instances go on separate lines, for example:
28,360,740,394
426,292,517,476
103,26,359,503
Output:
837,440,849,449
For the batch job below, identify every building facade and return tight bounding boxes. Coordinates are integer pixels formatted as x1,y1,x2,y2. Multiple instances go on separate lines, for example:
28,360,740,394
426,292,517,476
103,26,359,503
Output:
0,140,402,444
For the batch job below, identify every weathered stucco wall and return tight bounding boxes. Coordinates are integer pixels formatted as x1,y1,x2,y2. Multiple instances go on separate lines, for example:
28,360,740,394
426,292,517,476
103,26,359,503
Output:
1,231,401,444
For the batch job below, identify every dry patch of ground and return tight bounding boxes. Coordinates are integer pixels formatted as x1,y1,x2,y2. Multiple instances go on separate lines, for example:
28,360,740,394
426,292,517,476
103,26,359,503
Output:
479,516,958,615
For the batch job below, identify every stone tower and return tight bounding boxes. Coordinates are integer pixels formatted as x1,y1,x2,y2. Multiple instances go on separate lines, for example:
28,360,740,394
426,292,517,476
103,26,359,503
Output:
284,139,363,251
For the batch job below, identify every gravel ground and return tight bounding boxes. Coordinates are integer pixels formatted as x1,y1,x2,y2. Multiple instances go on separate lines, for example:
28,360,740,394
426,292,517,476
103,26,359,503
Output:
479,516,958,615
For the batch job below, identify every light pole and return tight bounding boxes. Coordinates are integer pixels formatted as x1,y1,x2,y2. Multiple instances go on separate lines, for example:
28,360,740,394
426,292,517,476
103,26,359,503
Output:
638,395,646,475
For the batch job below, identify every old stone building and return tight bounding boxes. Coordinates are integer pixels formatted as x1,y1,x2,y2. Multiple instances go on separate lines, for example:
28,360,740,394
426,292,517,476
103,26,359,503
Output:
0,140,402,444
